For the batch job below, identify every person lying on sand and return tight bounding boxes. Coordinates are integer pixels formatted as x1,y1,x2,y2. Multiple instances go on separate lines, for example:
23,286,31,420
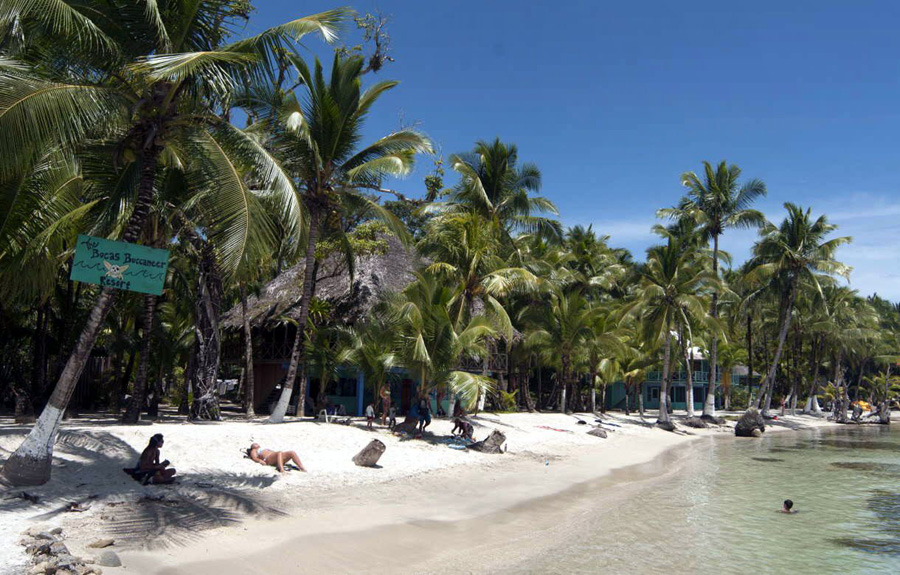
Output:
248,443,307,473
139,433,177,484
779,499,797,514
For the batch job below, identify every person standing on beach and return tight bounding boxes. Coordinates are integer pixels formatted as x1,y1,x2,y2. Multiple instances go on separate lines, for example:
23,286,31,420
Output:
418,394,432,433
366,403,375,429
380,387,392,426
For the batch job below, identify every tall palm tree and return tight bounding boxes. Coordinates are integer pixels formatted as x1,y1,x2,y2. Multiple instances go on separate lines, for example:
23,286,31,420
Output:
628,238,713,426
746,204,850,416
0,1,345,486
659,161,766,418
267,54,432,422
441,138,561,245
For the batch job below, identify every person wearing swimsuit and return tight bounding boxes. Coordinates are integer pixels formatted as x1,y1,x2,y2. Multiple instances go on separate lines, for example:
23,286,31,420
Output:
248,443,307,473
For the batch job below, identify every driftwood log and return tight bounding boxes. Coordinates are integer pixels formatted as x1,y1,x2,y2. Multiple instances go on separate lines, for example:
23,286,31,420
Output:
470,430,506,453
735,409,766,437
352,439,386,467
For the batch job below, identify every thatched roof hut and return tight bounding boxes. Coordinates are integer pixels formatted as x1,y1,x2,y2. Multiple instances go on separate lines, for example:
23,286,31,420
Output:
221,234,421,330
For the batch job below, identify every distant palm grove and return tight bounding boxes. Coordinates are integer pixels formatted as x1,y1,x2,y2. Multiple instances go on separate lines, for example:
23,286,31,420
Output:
1,2,898,486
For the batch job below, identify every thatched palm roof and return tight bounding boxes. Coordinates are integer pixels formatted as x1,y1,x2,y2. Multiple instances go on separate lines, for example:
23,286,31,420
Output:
222,234,421,330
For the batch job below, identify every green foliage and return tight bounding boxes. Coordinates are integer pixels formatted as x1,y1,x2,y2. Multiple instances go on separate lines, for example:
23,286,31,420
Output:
498,389,518,412
729,386,750,410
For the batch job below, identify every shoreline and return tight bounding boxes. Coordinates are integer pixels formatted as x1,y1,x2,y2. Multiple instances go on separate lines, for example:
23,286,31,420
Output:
99,412,840,575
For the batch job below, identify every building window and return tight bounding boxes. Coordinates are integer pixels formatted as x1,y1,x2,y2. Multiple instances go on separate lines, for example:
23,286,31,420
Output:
651,387,660,400
673,387,686,403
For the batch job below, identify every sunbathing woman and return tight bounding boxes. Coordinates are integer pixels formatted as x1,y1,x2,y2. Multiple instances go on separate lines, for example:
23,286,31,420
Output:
248,443,307,473
139,433,177,484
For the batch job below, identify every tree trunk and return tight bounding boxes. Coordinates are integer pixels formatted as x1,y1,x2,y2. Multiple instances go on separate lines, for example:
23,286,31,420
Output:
754,282,797,416
723,370,732,410
638,380,645,417
560,355,570,413
123,294,157,424
703,234,719,417
147,363,163,418
190,242,223,420
747,313,754,405
2,143,160,486
270,211,319,422
240,285,256,416
681,324,695,418
658,329,673,424
179,349,194,416
537,365,543,410
600,384,607,414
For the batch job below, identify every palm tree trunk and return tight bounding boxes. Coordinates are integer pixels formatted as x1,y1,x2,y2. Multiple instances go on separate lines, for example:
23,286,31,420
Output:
240,284,255,416
754,282,797,416
2,144,160,486
560,355,570,414
681,324,695,418
123,294,157,424
746,314,754,405
179,350,193,416
270,211,319,422
658,329,673,424
703,234,719,417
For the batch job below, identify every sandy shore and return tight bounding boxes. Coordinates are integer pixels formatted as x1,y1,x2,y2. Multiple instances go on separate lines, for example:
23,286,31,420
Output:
0,410,841,574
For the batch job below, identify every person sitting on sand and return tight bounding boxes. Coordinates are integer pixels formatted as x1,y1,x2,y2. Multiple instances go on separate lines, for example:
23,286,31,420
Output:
248,443,307,473
780,499,796,514
139,433,177,484
366,403,375,429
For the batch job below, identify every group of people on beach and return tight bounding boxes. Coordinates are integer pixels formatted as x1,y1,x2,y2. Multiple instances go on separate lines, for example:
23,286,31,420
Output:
133,392,478,485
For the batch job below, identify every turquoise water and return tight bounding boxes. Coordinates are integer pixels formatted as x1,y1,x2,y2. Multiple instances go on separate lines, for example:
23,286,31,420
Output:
516,426,900,575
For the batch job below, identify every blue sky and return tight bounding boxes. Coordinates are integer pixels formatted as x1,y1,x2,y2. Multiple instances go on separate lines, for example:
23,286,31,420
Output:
250,1,900,300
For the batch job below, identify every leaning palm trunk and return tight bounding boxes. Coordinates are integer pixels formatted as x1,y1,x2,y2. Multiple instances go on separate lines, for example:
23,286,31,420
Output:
703,235,720,418
753,283,797,416
240,285,255,416
2,146,161,486
123,294,157,424
270,212,320,422
559,355,570,414
658,330,673,424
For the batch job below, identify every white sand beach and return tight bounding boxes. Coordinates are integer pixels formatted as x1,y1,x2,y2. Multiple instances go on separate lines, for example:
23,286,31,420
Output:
1,411,842,575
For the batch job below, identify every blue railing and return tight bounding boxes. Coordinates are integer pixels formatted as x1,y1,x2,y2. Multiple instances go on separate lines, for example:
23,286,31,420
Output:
646,370,722,383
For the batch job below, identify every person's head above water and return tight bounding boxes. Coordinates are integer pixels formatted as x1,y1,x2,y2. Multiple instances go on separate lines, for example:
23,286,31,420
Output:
783,499,794,511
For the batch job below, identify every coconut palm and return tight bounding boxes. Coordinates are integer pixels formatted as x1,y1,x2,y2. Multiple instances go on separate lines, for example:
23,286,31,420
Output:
628,238,714,426
340,315,399,421
523,285,598,413
266,54,432,422
0,1,346,486
659,161,766,417
746,204,851,417
391,272,496,410
441,138,561,244
418,211,537,337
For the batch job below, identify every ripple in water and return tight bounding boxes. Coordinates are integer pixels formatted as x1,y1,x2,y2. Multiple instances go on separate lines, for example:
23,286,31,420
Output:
751,457,784,462
830,462,900,475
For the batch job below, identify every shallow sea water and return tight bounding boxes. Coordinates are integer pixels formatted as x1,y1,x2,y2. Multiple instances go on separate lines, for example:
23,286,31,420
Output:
512,425,900,575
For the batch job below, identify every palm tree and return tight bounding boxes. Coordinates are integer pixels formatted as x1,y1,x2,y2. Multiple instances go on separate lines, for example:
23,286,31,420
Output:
392,272,496,411
418,212,537,337
340,316,398,422
0,1,345,486
659,161,766,418
523,285,598,413
267,54,432,422
746,204,851,417
628,238,713,427
441,138,561,244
